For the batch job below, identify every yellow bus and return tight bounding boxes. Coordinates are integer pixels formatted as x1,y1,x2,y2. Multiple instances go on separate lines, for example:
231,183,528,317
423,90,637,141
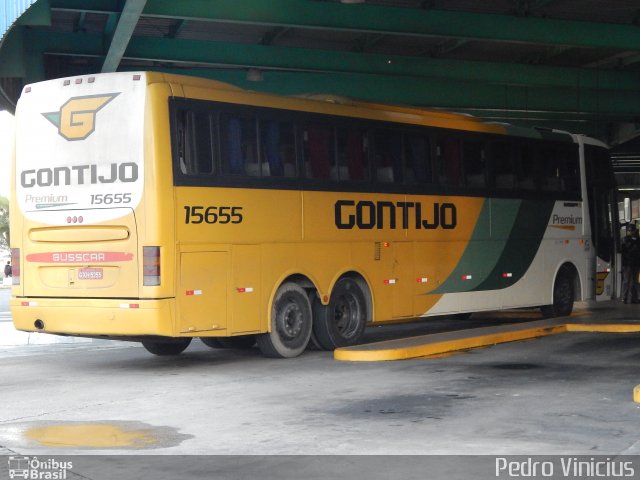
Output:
10,72,616,358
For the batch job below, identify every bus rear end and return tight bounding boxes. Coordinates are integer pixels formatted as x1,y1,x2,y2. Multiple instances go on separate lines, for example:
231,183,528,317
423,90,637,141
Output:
10,72,174,339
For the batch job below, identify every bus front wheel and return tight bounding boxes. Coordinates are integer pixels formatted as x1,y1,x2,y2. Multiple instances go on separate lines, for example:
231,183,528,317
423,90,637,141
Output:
541,268,574,318
141,337,192,356
312,278,367,350
257,282,313,358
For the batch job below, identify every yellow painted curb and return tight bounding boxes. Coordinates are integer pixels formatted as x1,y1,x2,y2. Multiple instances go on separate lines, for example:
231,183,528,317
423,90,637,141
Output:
334,325,566,362
334,320,640,362
634,385,640,404
566,323,640,333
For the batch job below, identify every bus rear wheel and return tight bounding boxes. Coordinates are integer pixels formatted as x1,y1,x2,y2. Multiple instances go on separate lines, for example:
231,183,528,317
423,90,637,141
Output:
541,268,574,318
201,335,256,349
257,282,312,358
312,278,367,350
141,337,192,356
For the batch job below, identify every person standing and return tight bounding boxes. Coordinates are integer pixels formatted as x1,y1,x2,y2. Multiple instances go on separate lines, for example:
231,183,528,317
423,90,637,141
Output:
3,261,10,278
621,224,640,303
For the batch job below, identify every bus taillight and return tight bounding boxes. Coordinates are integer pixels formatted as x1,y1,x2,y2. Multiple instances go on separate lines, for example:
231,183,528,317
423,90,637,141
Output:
143,246,160,286
11,248,20,285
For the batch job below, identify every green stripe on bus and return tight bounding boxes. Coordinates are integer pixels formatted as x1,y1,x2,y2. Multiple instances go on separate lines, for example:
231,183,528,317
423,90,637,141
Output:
431,198,554,294
475,199,555,291
431,199,520,293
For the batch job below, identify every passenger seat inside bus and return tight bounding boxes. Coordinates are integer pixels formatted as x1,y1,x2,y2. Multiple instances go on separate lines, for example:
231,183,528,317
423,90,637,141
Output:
496,174,517,188
376,166,394,183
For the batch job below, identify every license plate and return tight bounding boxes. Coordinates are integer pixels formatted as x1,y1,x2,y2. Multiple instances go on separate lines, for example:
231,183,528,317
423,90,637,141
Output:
78,268,104,280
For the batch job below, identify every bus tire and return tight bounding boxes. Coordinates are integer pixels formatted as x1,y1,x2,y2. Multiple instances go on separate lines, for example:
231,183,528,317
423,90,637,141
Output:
541,268,574,318
257,282,313,358
141,337,192,356
202,335,256,349
312,277,367,350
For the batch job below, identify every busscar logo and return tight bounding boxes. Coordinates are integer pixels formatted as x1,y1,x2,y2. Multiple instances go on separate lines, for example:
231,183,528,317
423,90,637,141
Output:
42,93,119,141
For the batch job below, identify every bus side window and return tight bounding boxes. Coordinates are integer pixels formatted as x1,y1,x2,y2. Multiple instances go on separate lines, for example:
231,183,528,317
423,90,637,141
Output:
540,147,562,191
303,125,333,180
404,134,431,185
373,130,402,183
260,120,296,178
492,142,516,189
221,115,258,175
463,140,486,188
336,128,369,182
517,145,538,191
436,138,463,186
560,146,580,194
181,110,215,175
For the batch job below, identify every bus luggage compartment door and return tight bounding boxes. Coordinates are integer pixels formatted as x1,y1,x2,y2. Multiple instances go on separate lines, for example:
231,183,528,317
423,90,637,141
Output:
178,251,228,333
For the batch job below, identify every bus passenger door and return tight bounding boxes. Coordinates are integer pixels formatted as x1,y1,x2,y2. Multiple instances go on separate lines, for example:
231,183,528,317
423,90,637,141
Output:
592,188,617,300
178,252,228,333
584,144,617,301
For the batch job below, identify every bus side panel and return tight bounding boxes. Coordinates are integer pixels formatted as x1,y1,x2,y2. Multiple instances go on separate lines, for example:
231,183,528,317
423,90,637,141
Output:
144,82,179,301
231,244,261,334
392,242,414,318
177,251,228,334
350,241,395,323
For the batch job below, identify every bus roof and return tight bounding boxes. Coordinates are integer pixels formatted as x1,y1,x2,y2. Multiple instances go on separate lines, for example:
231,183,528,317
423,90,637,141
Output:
24,71,577,143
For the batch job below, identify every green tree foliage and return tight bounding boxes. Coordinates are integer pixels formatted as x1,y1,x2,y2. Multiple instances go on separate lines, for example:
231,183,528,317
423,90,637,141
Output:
0,196,9,250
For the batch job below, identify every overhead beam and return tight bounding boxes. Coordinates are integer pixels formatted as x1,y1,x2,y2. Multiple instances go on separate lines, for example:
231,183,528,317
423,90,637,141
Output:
15,0,51,27
50,0,640,51
135,0,640,51
167,19,187,39
50,0,120,15
36,32,640,92
33,42,639,118
101,0,147,73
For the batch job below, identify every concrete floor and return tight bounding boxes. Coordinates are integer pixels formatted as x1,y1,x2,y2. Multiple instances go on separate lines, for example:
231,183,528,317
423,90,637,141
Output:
0,301,639,461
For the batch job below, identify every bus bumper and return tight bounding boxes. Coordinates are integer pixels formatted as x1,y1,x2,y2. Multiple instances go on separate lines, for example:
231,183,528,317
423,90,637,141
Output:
10,297,177,338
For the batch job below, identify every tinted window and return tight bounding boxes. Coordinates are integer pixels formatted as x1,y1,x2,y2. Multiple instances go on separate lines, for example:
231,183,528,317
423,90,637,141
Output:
221,114,258,175
336,127,369,182
436,138,463,186
373,130,403,184
493,142,516,189
179,111,214,175
463,140,486,188
404,134,432,184
303,123,334,180
260,119,297,178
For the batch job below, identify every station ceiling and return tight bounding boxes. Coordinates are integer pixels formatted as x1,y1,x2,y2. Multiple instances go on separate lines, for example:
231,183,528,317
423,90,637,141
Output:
2,0,640,146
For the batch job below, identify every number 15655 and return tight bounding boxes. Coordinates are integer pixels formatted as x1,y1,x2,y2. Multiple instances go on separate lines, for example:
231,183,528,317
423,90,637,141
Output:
183,206,243,224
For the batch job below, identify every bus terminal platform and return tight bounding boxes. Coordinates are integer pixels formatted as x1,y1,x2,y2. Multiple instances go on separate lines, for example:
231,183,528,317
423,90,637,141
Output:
1,298,640,456
335,303,640,362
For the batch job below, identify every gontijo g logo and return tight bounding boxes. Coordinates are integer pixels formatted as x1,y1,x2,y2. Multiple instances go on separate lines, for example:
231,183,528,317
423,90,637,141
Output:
42,93,120,141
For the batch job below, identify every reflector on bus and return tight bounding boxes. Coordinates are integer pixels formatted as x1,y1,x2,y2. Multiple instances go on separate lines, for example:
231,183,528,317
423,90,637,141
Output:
143,246,160,286
11,248,20,286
